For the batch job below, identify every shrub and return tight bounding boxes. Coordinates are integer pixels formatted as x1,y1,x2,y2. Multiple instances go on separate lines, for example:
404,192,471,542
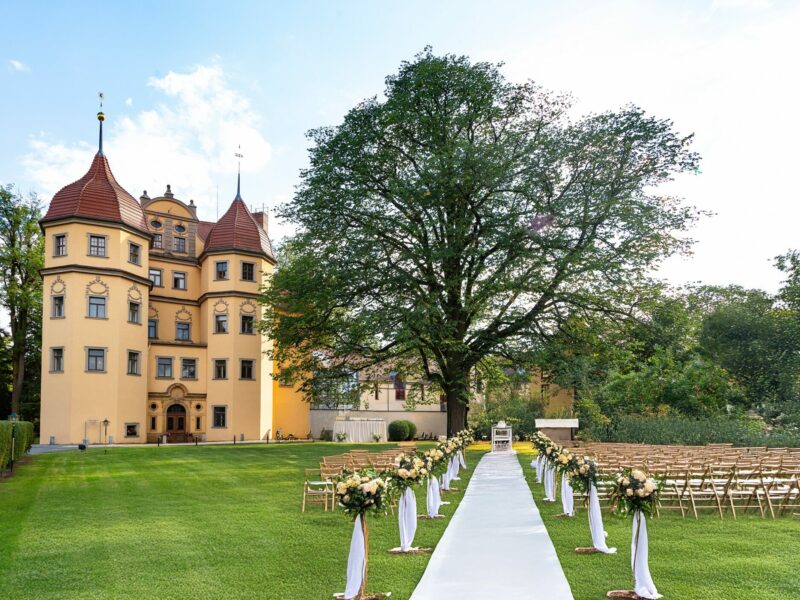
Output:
0,422,11,471
404,420,417,440
586,415,800,447
14,421,34,455
388,420,410,442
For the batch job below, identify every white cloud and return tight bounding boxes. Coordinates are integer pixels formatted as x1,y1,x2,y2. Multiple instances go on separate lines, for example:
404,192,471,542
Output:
8,59,29,73
125,97,133,106
23,64,271,223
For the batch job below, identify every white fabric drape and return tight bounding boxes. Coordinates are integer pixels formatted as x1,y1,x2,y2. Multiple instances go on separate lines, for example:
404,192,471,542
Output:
632,510,662,599
544,464,557,501
441,463,451,491
450,456,461,481
458,450,467,469
427,475,442,517
344,515,365,600
560,473,574,516
333,419,387,443
588,483,616,553
534,455,544,483
398,487,418,551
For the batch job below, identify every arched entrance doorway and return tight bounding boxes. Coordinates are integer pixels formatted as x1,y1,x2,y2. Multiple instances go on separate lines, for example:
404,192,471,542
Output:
166,403,187,436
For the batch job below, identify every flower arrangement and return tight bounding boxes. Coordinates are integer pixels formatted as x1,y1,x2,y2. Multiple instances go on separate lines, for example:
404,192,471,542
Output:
565,456,598,495
553,447,577,474
530,431,554,455
372,432,383,443
336,432,348,442
422,447,447,476
453,428,475,448
391,453,427,491
334,468,392,516
610,468,660,517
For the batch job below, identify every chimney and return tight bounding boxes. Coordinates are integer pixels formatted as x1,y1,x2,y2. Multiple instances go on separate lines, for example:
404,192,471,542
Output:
253,211,268,232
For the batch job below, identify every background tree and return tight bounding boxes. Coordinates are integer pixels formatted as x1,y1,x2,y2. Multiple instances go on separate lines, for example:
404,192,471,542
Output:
261,49,700,434
0,185,43,419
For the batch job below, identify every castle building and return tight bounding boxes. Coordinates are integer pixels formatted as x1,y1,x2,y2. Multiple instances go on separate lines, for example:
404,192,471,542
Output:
39,111,309,444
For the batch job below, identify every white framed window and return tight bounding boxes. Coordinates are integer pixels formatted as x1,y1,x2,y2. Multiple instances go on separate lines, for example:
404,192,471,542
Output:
54,234,67,257
181,358,197,379
240,359,255,380
51,347,64,372
149,269,163,287
173,271,187,290
156,357,173,378
86,348,106,372
241,261,255,282
127,350,141,375
176,322,191,341
214,314,228,334
212,405,227,428
153,234,163,249
148,319,158,339
129,242,141,265
174,237,186,253
215,261,228,280
213,359,227,380
128,301,140,324
88,234,107,257
52,295,65,318
241,314,255,334
88,296,106,318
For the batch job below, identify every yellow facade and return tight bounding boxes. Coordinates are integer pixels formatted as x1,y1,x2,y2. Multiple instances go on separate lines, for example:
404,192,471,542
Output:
40,185,309,444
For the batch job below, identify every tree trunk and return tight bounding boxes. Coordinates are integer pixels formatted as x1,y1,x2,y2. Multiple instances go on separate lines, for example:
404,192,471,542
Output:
444,370,471,436
10,335,25,418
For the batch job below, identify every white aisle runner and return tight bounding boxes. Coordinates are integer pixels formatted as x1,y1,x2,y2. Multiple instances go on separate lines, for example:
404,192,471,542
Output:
410,452,574,600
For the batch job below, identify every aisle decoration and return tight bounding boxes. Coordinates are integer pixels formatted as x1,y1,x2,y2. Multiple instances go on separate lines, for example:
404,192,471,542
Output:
569,457,616,554
554,448,578,517
530,432,553,484
333,469,393,600
607,468,662,600
438,438,460,492
421,447,447,518
542,444,559,502
388,454,431,554
454,429,474,469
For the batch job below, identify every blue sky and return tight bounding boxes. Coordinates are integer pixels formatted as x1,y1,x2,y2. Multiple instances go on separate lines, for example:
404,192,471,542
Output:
2,0,799,291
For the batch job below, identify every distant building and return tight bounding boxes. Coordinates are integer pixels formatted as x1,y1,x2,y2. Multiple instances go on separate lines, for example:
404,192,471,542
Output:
39,112,309,444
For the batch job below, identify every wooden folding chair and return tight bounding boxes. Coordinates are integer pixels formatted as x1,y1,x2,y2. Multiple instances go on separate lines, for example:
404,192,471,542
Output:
302,468,332,513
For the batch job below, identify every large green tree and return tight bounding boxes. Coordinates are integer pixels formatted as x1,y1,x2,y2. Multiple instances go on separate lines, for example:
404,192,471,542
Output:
0,185,43,419
262,50,700,434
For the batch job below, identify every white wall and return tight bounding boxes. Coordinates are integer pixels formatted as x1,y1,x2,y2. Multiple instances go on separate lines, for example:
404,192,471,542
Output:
310,409,447,440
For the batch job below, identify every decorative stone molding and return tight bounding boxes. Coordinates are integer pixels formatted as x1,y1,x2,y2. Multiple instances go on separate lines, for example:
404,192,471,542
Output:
127,284,143,302
240,299,257,314
175,306,192,322
85,276,109,297
50,276,66,296
213,299,229,314
148,304,159,319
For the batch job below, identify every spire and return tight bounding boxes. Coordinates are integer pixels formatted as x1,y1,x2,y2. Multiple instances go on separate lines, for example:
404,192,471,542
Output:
96,92,105,156
235,145,243,200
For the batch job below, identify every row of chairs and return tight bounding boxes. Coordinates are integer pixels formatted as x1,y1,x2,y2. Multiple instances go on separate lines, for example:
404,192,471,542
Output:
302,444,419,512
564,442,800,519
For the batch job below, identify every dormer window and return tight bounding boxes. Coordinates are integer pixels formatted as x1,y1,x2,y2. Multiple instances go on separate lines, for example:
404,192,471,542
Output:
174,237,186,253
153,234,163,249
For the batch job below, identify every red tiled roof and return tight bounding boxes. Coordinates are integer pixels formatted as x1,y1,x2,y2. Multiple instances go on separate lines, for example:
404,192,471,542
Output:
203,198,274,260
41,153,148,234
197,220,215,241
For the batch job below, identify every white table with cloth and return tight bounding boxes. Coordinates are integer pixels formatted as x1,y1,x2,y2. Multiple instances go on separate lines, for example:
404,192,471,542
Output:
332,419,387,443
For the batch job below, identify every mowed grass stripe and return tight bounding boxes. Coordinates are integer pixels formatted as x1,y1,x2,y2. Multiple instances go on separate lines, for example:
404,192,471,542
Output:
0,443,480,600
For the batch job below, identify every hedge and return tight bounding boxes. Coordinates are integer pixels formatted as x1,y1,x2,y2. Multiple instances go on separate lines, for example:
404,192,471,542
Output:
586,415,800,448
0,421,35,471
404,420,417,441
388,420,410,442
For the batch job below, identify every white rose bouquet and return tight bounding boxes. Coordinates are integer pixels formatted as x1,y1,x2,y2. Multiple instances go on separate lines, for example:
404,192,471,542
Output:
423,447,447,476
334,468,392,517
565,456,598,495
610,468,661,517
391,453,427,492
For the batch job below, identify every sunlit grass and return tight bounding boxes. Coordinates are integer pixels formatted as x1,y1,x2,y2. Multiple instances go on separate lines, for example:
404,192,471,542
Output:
0,443,480,600
516,447,800,600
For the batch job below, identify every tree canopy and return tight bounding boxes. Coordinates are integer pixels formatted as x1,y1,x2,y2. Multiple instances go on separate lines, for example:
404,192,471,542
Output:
261,49,700,433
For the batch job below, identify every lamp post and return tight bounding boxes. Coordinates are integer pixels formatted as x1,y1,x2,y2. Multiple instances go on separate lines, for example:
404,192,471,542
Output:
102,418,110,445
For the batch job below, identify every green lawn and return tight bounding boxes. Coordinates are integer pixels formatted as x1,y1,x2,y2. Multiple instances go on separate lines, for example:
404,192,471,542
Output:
515,447,800,600
0,443,479,600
